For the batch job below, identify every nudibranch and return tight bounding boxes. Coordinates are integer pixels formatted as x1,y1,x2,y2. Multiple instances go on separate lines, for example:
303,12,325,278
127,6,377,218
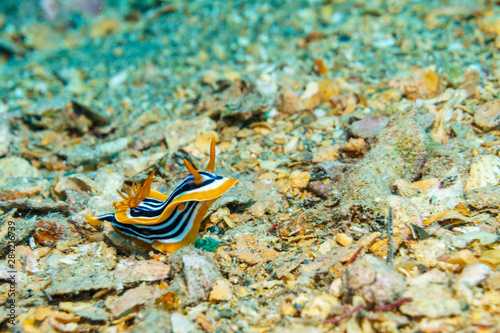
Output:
86,139,237,252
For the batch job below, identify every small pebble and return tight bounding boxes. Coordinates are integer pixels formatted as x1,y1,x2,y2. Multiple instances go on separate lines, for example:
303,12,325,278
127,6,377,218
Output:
459,263,492,287
336,233,353,247
209,279,233,301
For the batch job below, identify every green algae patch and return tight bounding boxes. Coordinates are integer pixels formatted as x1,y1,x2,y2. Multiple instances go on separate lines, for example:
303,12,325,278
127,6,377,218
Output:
194,237,221,252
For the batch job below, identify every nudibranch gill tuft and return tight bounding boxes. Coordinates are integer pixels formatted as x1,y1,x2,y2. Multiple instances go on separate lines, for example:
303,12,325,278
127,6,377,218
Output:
86,139,238,252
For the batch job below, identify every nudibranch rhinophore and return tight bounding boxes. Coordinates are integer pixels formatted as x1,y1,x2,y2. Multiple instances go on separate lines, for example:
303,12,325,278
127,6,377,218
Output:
86,139,237,253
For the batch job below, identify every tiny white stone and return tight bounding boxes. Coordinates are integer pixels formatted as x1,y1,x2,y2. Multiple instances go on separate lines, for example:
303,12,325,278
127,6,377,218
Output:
459,263,492,287
314,108,326,118
109,70,128,89
172,313,196,333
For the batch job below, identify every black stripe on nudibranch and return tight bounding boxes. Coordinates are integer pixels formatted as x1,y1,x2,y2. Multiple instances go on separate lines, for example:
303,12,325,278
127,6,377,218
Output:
111,201,199,242
128,173,222,218
96,214,118,223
